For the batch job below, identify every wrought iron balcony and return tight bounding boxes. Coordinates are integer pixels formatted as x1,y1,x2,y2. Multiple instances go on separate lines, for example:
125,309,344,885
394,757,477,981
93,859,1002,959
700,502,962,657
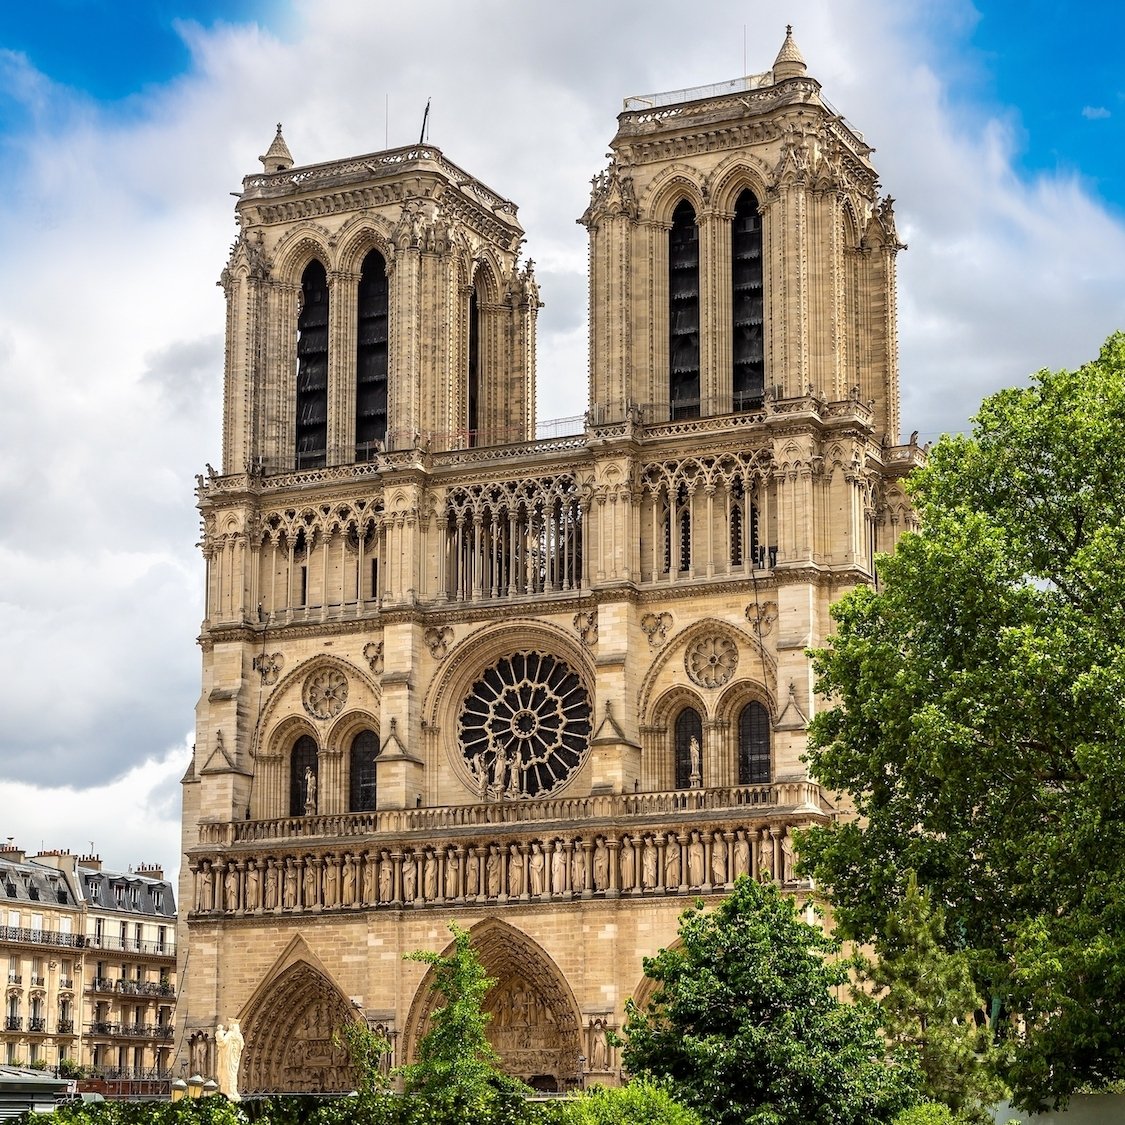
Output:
5,1016,21,1031
57,1019,75,1034
0,924,83,949
85,933,175,957
28,1016,46,1032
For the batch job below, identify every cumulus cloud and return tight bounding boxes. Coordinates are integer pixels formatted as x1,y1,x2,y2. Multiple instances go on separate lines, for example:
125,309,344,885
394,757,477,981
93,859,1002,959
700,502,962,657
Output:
1,0,1124,873
1082,105,1111,120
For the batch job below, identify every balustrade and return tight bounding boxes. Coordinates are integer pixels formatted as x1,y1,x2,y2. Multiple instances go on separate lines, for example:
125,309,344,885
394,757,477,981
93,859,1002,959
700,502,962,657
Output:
188,807,818,918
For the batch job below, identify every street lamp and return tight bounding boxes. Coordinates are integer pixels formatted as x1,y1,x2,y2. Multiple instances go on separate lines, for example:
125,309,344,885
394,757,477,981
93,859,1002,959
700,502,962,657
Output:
187,1073,205,1099
170,1078,188,1102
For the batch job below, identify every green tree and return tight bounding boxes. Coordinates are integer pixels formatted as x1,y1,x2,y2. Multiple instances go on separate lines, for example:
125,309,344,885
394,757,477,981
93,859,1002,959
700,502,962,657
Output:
562,1078,701,1125
860,874,1005,1123
332,1018,391,1096
621,876,920,1125
399,921,530,1119
801,332,1125,1108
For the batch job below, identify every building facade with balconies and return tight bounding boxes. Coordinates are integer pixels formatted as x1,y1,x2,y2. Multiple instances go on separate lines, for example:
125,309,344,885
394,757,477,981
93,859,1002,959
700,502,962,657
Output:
180,29,921,1095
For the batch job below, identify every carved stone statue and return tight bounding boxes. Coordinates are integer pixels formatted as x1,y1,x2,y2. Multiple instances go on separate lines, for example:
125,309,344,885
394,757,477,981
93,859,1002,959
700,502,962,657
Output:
423,850,438,901
712,834,728,887
303,860,318,907
688,832,705,887
304,766,317,816
782,833,796,883
620,836,636,891
593,839,609,891
665,834,681,887
551,841,566,894
402,853,417,901
734,831,750,878
224,864,239,912
508,844,524,897
529,844,545,896
264,859,279,910
195,863,213,912
362,854,376,905
571,846,586,893
378,851,392,903
688,736,702,787
283,860,297,909
445,849,460,899
342,856,356,905
323,858,339,907
642,837,658,889
466,850,481,897
214,1018,245,1101
486,846,501,897
245,862,260,911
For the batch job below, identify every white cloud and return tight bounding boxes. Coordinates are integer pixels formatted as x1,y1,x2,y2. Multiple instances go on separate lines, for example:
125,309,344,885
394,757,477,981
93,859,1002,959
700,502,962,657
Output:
1082,105,1111,120
1,0,1124,874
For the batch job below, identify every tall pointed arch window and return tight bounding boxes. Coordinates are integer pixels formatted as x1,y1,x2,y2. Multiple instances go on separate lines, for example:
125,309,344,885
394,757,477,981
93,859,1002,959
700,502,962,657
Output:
295,261,329,469
467,285,481,446
348,730,380,812
669,200,700,419
737,701,771,784
289,736,318,816
732,190,764,410
355,250,388,461
674,707,703,790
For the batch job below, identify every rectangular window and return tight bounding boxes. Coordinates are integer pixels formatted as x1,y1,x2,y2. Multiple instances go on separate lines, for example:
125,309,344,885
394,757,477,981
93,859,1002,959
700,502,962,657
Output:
157,926,167,952
299,564,308,607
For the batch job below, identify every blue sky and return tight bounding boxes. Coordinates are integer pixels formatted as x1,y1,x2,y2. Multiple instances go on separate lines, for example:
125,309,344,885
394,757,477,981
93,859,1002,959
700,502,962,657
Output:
0,0,1123,876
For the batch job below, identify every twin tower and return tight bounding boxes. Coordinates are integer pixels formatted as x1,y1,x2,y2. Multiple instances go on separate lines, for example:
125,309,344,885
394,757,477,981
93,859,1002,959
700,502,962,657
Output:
182,30,919,1095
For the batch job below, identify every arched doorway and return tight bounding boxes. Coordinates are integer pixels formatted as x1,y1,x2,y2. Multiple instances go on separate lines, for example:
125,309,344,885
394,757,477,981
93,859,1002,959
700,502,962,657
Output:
403,918,583,1092
239,960,358,1094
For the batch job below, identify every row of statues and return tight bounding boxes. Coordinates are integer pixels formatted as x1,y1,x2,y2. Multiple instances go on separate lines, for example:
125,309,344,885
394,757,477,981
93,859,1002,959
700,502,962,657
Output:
192,826,799,914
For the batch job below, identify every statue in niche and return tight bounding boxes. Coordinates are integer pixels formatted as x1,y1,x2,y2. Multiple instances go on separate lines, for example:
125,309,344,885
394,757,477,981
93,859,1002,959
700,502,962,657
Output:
224,863,239,911
378,852,392,903
688,736,702,787
402,853,417,901
665,834,681,888
264,859,279,910
304,767,317,816
712,834,728,887
283,860,298,909
551,840,566,894
734,831,750,878
303,860,318,907
620,836,636,891
642,837,658,889
593,839,609,891
189,1032,210,1079
245,861,260,911
362,855,375,905
486,846,501,897
324,858,339,907
758,832,775,881
466,850,480,897
445,849,460,898
688,832,705,887
529,843,545,896
423,850,438,901
508,844,524,897
589,1020,610,1071
571,845,586,893
782,834,796,883
195,863,213,912
342,856,356,904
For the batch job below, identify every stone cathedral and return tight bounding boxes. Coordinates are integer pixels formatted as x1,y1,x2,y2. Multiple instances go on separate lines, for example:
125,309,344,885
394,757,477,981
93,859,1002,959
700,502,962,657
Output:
180,29,921,1093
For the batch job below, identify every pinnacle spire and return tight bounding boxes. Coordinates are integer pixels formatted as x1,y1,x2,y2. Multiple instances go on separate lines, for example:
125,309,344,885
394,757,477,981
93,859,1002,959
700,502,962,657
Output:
772,24,807,81
259,123,294,173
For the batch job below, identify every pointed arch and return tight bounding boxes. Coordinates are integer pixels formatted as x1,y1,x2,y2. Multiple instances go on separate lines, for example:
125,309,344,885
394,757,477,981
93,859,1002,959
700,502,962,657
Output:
402,918,583,1091
238,939,359,1094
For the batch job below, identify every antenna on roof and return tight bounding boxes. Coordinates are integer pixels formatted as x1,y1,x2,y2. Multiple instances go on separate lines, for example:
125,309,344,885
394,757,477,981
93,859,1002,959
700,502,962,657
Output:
419,98,431,145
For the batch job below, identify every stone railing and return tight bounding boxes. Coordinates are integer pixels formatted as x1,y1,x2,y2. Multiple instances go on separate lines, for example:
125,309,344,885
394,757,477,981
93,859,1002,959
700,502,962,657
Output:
197,782,822,848
187,801,827,920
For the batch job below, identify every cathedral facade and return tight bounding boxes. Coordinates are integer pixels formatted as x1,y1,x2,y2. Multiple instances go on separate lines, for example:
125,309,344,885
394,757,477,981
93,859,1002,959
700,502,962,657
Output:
179,29,921,1093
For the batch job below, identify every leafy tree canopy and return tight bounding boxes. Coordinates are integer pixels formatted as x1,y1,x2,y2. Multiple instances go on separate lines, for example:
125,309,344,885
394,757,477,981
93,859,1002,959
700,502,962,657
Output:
801,333,1125,1108
858,874,1005,1123
621,876,920,1125
399,921,530,1117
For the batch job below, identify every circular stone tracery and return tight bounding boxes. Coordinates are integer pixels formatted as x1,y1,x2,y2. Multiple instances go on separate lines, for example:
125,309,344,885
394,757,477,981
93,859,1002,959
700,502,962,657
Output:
302,667,348,720
459,652,591,799
685,634,739,689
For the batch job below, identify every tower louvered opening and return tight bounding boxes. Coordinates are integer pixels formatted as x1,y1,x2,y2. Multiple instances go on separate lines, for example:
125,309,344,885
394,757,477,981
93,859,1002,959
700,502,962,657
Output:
732,190,764,410
295,261,329,469
355,250,389,461
668,200,700,419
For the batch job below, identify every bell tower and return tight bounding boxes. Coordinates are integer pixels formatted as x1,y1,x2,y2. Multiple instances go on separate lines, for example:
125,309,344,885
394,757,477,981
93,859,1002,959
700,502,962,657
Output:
582,27,903,441
219,129,540,474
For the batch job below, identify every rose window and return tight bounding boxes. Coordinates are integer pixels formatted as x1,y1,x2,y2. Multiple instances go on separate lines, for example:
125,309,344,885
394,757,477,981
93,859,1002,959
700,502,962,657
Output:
302,667,348,720
459,652,591,798
685,634,739,689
